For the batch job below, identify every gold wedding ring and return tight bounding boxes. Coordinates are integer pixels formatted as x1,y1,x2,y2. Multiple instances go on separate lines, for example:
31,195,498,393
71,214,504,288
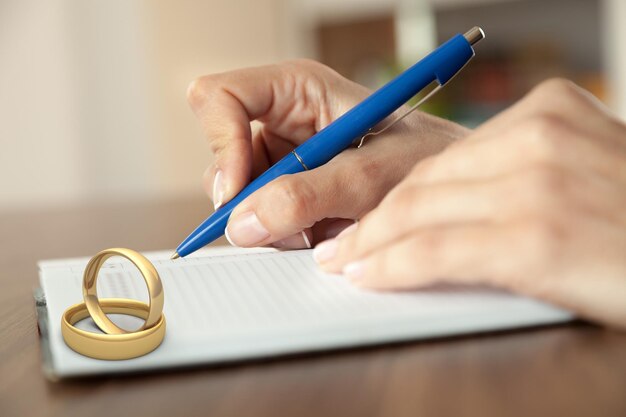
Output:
62,299,166,360
61,248,166,360
83,248,164,335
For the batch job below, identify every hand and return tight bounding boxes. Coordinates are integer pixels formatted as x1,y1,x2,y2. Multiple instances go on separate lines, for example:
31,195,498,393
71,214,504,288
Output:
187,59,468,249
315,79,626,330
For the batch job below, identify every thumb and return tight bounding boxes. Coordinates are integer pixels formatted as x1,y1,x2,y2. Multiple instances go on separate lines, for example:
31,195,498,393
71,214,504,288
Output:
224,152,387,248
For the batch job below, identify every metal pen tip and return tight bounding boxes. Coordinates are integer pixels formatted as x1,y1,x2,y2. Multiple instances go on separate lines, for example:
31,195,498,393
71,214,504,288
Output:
170,252,180,260
463,26,485,46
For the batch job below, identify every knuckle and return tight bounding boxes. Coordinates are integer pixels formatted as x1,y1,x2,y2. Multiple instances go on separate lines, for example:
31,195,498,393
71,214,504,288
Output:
286,58,325,70
522,114,569,160
522,163,568,198
352,153,387,185
342,153,397,215
186,74,227,111
526,114,566,139
280,59,333,79
526,78,592,114
281,59,343,95
532,78,580,99
208,137,229,159
186,76,211,109
271,176,315,226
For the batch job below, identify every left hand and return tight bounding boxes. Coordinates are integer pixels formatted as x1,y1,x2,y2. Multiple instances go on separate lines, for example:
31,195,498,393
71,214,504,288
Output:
314,79,626,330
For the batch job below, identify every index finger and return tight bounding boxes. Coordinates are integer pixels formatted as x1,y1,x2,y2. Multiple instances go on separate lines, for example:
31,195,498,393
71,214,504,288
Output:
186,60,343,207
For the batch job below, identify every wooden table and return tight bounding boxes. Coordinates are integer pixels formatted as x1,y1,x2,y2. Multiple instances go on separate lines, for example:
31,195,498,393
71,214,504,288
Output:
1,197,625,417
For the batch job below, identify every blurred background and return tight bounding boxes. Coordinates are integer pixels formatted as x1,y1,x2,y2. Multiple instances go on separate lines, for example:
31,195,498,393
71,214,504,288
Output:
1,0,625,213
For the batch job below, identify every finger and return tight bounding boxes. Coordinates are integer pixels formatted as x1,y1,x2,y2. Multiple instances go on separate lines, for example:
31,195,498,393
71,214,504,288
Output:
224,147,395,247
223,106,471,249
216,123,293,192
254,126,299,166
339,222,517,291
202,128,273,207
322,151,626,275
315,177,516,272
408,114,626,188
188,61,362,206
188,70,259,206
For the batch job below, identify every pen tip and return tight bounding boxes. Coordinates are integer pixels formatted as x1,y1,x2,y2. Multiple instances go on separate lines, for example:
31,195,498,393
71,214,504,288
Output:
170,252,180,260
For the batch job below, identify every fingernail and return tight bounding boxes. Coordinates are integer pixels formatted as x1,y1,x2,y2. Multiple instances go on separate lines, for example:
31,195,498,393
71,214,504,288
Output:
342,261,365,281
213,169,225,210
336,222,358,239
225,212,270,246
313,239,338,264
273,231,312,249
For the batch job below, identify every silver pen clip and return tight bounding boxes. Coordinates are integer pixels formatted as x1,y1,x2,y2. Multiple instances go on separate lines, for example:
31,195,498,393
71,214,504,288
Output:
357,82,444,149
357,26,484,149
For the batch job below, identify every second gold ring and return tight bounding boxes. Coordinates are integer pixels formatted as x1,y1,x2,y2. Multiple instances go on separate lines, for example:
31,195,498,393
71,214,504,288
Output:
82,248,164,335
62,298,166,360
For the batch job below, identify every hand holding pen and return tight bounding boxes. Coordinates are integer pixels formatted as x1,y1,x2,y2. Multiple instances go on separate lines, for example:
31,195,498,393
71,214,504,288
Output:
185,60,468,250
175,28,483,257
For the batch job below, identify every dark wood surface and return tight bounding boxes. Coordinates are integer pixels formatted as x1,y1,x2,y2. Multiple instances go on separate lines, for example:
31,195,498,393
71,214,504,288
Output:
1,197,625,417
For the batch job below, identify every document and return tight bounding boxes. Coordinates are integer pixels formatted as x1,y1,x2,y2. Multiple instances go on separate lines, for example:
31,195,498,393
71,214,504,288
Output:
36,247,572,378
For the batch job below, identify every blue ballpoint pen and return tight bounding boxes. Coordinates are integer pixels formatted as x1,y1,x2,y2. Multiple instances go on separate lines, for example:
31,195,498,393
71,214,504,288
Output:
172,27,485,259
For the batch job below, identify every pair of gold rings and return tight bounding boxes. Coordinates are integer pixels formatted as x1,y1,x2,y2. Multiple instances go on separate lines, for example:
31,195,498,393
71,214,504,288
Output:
61,248,166,360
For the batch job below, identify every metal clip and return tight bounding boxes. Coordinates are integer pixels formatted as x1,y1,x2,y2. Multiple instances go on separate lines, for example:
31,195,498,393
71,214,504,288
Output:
356,27,484,149
357,83,443,149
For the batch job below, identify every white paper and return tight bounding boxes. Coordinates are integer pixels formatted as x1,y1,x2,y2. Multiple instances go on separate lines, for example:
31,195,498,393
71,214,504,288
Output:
38,247,572,377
